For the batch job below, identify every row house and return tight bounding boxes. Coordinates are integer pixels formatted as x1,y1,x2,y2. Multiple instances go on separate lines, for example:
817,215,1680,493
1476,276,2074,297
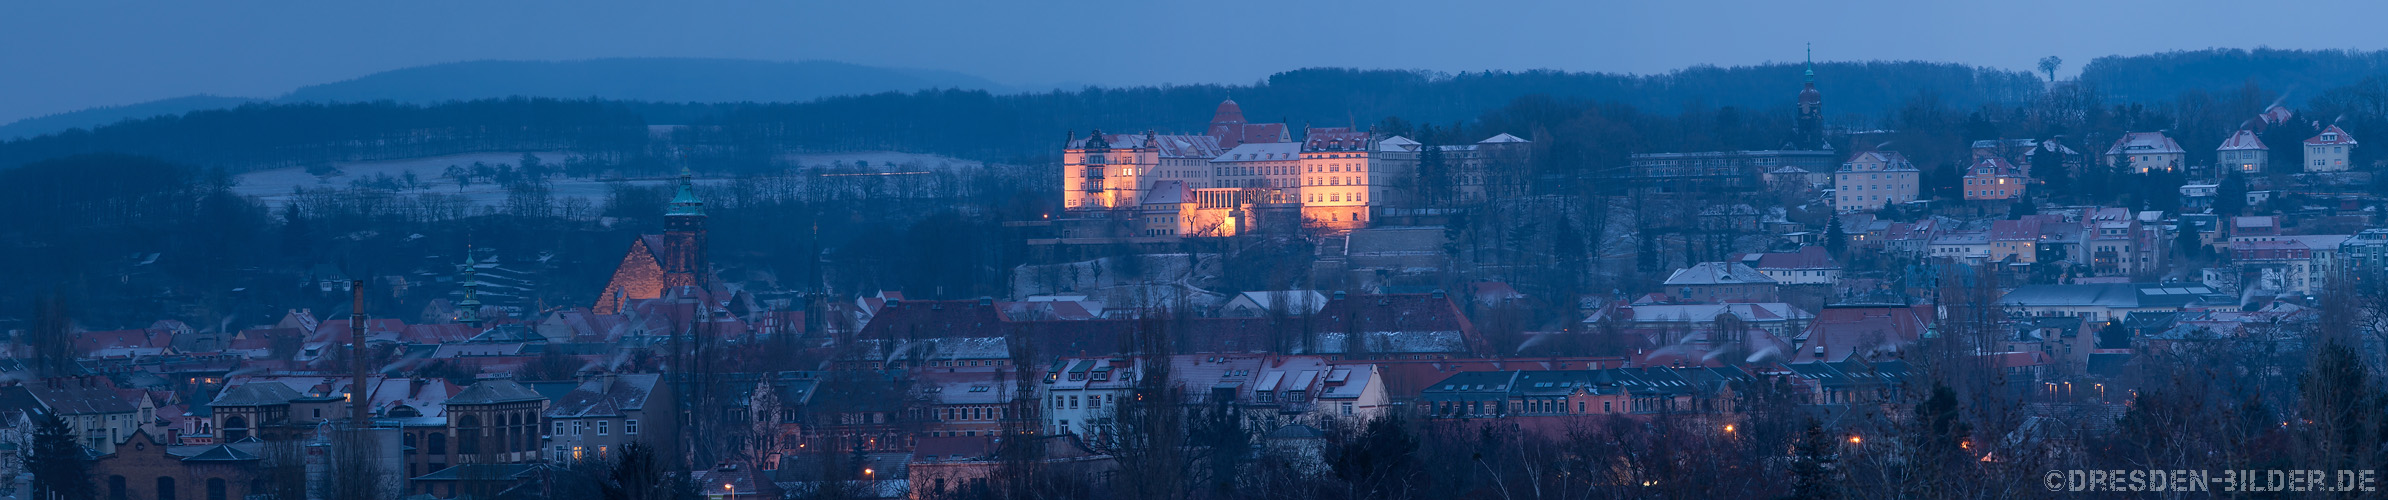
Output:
543,374,671,464
2078,207,2163,277
1779,360,1914,405
1928,230,1992,262
1415,366,1755,419
1043,357,1141,445
2342,229,2388,289
10,378,141,454
2230,238,2342,296
1169,355,1390,435
918,371,1010,440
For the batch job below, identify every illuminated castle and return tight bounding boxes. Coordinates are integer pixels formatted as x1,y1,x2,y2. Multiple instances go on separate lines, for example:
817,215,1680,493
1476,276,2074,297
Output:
1059,99,1527,237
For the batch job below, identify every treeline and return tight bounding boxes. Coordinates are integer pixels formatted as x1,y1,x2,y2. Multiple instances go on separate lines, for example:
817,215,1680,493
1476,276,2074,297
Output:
693,62,2038,161
2080,47,2388,103
0,98,648,171
0,62,2036,171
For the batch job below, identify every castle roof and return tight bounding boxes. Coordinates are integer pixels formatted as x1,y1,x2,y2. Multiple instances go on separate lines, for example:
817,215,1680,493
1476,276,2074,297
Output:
1211,99,1245,125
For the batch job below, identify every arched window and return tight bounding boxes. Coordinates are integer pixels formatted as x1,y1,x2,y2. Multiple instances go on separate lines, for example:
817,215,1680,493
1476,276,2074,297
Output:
157,477,177,500
428,432,447,455
403,433,417,455
222,416,248,441
206,478,226,500
457,415,481,455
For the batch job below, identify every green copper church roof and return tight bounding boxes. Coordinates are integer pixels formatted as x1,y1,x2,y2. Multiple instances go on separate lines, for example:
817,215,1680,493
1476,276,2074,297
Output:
667,168,704,216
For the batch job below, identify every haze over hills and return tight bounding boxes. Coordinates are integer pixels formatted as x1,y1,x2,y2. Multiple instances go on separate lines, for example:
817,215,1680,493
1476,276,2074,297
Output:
0,58,1014,140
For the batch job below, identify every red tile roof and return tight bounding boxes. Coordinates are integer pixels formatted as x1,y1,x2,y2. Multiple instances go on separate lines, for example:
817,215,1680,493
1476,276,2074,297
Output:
2306,125,2357,145
2218,129,2267,150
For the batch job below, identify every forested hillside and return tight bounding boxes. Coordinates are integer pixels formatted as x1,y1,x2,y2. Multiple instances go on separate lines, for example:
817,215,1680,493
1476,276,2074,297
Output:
2079,48,2388,103
0,98,649,171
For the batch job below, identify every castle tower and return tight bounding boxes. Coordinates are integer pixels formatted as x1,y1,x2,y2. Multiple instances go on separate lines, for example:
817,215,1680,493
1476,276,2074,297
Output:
662,168,707,291
1796,44,1825,149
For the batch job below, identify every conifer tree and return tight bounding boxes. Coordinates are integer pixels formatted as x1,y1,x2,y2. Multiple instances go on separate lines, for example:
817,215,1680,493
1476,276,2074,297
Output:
28,414,93,500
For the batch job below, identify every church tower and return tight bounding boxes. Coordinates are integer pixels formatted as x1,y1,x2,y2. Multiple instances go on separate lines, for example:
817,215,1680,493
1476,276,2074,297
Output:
1796,44,1825,149
662,168,707,291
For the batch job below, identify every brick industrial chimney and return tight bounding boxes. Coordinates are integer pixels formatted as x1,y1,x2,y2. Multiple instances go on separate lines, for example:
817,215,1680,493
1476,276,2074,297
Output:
351,280,370,427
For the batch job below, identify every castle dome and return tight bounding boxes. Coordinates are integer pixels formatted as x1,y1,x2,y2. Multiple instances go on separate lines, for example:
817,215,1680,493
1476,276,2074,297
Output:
1211,99,1246,125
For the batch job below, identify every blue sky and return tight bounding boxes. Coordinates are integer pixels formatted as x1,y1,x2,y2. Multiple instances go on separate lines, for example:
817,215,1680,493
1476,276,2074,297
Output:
4,0,2385,124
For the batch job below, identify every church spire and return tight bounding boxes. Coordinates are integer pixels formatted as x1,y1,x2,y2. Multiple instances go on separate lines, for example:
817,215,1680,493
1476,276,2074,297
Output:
1804,43,1814,81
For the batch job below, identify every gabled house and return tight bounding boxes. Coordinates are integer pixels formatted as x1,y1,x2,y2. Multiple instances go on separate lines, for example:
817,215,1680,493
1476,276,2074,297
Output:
2303,125,2357,172
2105,132,2185,173
1962,157,2027,201
2217,129,2268,173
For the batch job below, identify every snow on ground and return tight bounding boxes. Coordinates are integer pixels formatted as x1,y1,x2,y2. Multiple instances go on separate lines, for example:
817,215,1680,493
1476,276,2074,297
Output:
232,152,587,206
779,151,984,170
233,151,981,208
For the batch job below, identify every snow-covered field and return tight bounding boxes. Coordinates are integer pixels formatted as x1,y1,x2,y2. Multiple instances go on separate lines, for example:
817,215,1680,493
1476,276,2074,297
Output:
232,151,983,208
779,151,984,170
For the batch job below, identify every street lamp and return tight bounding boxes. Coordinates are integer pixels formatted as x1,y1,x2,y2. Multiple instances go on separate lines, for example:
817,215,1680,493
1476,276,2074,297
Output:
723,483,733,500
1848,435,1862,445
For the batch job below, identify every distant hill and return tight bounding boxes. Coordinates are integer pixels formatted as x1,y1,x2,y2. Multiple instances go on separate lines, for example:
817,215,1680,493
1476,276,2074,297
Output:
274,58,1008,104
0,58,1008,139
0,95,260,140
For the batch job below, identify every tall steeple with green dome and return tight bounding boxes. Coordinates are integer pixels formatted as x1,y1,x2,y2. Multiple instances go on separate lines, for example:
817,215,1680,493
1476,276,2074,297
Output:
667,167,705,216
661,165,708,291
1796,43,1825,149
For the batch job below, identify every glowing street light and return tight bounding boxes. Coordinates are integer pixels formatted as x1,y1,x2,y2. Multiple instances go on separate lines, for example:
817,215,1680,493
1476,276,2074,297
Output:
1847,435,1862,445
1722,424,1735,433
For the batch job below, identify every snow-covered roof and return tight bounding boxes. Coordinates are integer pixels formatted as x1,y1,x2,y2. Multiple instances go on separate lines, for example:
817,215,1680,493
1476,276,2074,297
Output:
1478,133,1529,144
2106,132,2185,155
1662,262,1776,286
2306,125,2357,145
2217,129,2267,151
1215,142,1303,162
